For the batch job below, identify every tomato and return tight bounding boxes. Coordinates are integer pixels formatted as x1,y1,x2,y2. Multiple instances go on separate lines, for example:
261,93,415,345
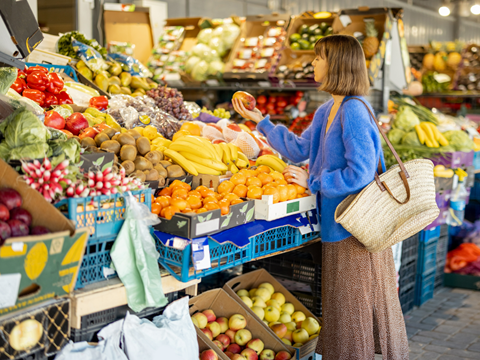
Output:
89,96,109,110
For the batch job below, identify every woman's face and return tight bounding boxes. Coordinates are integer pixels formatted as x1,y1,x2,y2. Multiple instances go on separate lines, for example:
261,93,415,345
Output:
312,55,327,83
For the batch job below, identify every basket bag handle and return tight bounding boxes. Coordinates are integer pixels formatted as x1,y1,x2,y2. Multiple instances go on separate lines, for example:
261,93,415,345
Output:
342,97,411,205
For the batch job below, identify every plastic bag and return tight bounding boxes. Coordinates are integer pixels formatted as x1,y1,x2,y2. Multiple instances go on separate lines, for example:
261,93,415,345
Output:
110,192,168,312
72,39,109,72
446,243,480,271
223,126,241,143
202,124,224,140
233,132,260,159
107,53,152,78
122,297,198,360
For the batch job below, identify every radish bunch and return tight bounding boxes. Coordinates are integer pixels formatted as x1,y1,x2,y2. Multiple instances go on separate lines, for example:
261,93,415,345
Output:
22,158,71,203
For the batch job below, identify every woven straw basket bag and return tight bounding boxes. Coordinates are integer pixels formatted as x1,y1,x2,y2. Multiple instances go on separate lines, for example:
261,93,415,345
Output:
334,98,440,253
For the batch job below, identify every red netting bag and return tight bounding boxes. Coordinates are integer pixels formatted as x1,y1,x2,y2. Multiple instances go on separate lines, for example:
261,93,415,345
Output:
232,132,260,159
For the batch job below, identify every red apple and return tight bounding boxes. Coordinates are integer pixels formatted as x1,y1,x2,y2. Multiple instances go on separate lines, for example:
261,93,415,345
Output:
213,340,225,351
0,220,11,245
0,203,10,222
241,348,258,360
225,351,235,359
44,110,65,130
10,208,32,227
216,317,229,333
200,349,218,360
232,355,247,360
274,351,291,360
203,309,217,322
65,113,88,135
227,124,242,132
257,95,267,105
233,91,256,111
246,339,264,355
227,344,242,354
30,226,50,235
258,149,275,157
8,219,28,237
259,350,275,360
268,96,276,103
216,334,231,348
0,188,22,210
207,123,223,132
201,328,213,341
212,139,226,144
225,329,237,343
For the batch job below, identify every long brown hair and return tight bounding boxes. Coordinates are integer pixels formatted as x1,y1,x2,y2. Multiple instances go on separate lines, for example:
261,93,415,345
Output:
314,35,370,96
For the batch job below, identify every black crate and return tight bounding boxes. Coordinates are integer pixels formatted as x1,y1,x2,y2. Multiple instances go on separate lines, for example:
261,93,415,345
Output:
399,285,415,314
434,270,444,290
436,235,448,265
292,291,322,318
401,233,419,265
399,259,417,292
70,292,178,342
440,224,449,238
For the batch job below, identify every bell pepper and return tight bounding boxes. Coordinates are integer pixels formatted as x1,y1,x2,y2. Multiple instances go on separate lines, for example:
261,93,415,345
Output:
44,92,59,108
57,91,73,105
46,73,64,94
26,71,49,91
17,69,27,79
89,96,109,111
10,77,26,94
25,65,48,75
23,89,46,107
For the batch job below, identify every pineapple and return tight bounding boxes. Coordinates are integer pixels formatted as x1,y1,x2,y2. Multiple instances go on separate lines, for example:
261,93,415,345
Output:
362,19,379,59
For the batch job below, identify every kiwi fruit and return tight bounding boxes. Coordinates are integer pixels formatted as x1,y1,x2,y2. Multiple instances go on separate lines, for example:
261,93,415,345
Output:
145,169,160,181
102,128,117,139
111,134,119,142
144,151,160,165
158,176,166,187
81,137,96,148
134,156,152,171
121,160,135,175
154,164,168,178
117,133,136,146
85,145,98,153
120,144,137,162
100,140,121,154
95,133,110,147
167,164,186,178
127,129,141,140
133,170,146,182
114,154,119,165
159,160,172,168
153,150,164,161
136,137,151,155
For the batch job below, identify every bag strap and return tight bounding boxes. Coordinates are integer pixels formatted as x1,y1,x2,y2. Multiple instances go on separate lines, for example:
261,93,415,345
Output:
341,97,411,205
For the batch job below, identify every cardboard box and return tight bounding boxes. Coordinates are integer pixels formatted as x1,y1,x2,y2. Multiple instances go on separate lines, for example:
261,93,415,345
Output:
190,288,294,359
224,269,321,360
253,194,316,221
0,159,88,315
104,7,154,65
270,47,317,86
198,334,230,360
0,297,70,359
78,152,115,174
26,48,71,66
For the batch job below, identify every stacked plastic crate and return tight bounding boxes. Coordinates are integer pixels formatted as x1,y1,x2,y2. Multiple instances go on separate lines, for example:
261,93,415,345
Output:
435,225,449,290
398,233,419,313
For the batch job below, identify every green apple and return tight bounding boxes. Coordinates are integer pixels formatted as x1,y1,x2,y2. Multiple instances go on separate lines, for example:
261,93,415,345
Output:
258,282,275,295
301,317,320,335
251,306,265,320
271,292,285,306
248,288,258,298
293,343,303,348
237,289,249,297
263,320,269,326
251,296,267,308
285,321,296,331
241,296,253,308
229,314,247,331
264,306,280,323
279,312,292,324
281,303,295,315
192,313,208,329
254,288,271,302
281,338,292,346
191,316,199,328
292,328,309,344
291,311,306,323
265,299,281,311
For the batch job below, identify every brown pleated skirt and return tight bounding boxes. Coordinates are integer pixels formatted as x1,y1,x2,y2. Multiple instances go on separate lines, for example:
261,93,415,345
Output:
316,236,409,360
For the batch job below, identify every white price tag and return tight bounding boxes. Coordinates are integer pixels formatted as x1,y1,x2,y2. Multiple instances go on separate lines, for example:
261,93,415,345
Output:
258,81,270,87
103,267,116,278
206,79,220,87
196,218,219,236
11,242,24,252
0,274,21,309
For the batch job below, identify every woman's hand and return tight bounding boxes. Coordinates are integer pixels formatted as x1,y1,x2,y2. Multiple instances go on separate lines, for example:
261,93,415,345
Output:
232,98,263,124
283,165,309,189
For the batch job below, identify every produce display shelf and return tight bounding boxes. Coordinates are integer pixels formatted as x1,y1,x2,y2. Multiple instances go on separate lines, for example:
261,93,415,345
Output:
174,84,322,92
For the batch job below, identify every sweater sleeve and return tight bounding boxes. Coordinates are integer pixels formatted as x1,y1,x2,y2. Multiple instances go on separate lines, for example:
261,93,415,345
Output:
257,115,312,163
320,101,380,198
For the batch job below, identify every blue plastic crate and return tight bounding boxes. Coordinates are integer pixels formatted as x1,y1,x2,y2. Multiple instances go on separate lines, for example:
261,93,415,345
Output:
55,189,151,241
419,226,441,244
76,235,117,288
415,272,435,306
154,232,251,283
296,230,320,245
25,62,79,81
417,241,438,276
250,225,298,259
474,151,480,170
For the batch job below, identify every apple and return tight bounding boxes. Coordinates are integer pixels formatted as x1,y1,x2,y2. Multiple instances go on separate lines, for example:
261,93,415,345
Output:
229,314,247,331
246,338,264,355
293,343,302,348
251,297,267,309
234,329,252,346
233,91,256,111
241,348,258,360
248,288,258,298
217,317,229,333
227,123,243,133
237,289,249,297
241,296,253,308
201,328,213,341
217,334,231,348
264,306,280,323
200,349,218,360
258,282,275,295
281,338,291,346
263,320,269,326
309,334,319,341
207,123,223,132
270,323,287,338
280,303,294,316
274,351,292,360
225,329,237,342
291,311,306,323
259,349,275,360
192,313,208,329
279,313,291,324
266,299,281,311
227,343,242,354
254,288,271,302
285,322,296,331
203,309,217,323
225,351,235,359
296,321,303,329
213,339,225,351
292,329,309,344
269,322,281,329
232,355,247,360
207,321,221,338
191,316,199,328
270,293,285,306
251,306,265,320
301,317,320,335
284,330,293,342
212,138,226,144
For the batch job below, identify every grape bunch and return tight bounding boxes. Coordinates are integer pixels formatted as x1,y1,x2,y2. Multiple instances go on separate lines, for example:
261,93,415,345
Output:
146,86,193,121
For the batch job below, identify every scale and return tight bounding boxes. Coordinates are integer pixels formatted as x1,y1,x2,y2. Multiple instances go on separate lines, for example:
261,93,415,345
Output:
0,0,43,69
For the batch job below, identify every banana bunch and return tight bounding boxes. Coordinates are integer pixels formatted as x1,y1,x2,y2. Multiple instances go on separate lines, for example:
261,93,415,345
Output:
415,122,449,148
255,155,287,173
165,135,251,176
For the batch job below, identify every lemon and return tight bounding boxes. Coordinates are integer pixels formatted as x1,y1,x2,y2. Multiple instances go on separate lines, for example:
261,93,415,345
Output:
133,127,144,135
24,243,48,280
144,125,158,140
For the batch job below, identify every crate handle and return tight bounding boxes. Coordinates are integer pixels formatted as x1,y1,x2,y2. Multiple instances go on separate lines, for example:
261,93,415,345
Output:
230,282,241,290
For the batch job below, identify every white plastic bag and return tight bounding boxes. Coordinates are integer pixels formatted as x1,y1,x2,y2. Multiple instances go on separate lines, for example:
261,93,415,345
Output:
110,192,168,312
122,297,198,360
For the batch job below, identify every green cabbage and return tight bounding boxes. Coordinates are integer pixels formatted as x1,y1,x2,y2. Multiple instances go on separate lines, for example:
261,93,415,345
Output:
185,56,201,73
0,143,10,161
442,130,475,152
49,138,80,163
208,60,225,76
393,106,420,132
219,24,240,49
197,28,214,44
0,108,48,149
0,68,18,95
191,60,209,81
208,37,226,57
387,128,406,145
9,143,49,161
401,131,421,146
191,43,212,59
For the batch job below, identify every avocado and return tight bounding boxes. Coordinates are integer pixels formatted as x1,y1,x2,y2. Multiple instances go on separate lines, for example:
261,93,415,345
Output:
298,39,311,50
320,22,329,32
313,28,323,36
289,33,301,43
309,36,317,44
299,24,309,34
309,24,320,34
291,42,301,50
324,26,333,35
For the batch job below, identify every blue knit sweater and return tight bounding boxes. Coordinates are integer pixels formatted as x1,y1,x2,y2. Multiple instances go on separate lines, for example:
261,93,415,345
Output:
257,96,385,243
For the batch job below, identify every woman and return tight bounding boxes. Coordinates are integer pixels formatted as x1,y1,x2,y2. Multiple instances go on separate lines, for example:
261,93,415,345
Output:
233,35,409,360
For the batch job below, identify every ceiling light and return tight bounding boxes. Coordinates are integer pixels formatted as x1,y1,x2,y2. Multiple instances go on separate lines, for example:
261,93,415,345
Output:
472,3,480,15
439,0,451,16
